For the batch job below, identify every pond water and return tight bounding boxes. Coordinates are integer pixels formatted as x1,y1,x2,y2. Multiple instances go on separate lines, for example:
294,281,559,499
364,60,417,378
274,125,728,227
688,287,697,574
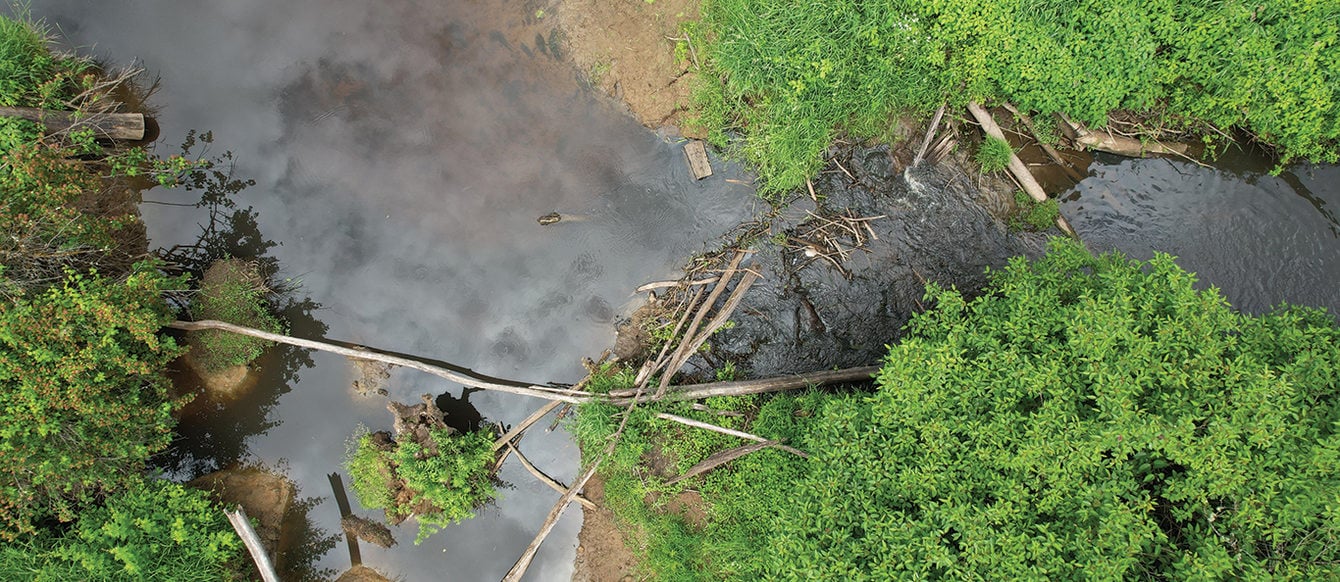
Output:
30,0,755,580
21,1,1340,580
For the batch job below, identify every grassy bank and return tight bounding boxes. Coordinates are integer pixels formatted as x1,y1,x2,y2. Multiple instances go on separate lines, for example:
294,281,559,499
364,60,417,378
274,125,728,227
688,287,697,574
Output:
688,0,1339,196
575,239,1340,579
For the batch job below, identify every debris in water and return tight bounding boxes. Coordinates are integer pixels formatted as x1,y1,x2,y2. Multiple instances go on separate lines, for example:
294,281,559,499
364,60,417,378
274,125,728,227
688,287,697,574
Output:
684,140,713,180
537,212,562,226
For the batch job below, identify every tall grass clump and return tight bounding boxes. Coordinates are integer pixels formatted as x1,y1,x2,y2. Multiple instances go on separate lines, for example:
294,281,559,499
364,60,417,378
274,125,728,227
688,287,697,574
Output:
695,0,1339,196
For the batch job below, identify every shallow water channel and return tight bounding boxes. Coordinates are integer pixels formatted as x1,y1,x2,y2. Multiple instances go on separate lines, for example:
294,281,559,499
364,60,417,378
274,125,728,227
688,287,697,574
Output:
25,1,1340,580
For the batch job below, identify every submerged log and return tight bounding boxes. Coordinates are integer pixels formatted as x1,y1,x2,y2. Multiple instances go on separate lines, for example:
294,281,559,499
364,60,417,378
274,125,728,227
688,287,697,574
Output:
0,106,145,140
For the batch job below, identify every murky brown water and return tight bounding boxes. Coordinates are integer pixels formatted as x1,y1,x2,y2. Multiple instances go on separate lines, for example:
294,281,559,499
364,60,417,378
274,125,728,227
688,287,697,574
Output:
30,1,755,580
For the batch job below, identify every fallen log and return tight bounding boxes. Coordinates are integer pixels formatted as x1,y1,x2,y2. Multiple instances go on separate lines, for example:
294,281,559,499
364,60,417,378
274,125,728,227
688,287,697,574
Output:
1002,103,1084,182
1058,112,1188,158
667,441,777,486
613,365,880,405
167,320,590,403
0,106,145,140
504,440,598,510
225,507,280,582
966,102,1076,236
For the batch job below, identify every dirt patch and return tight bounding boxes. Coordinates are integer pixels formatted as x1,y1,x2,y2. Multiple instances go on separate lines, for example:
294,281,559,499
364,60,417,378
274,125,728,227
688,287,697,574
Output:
334,564,393,582
188,467,295,564
573,475,640,582
179,350,260,400
558,0,702,134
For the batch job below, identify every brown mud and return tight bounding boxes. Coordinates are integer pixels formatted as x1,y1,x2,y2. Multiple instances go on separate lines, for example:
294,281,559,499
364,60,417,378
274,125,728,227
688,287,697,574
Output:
557,0,702,136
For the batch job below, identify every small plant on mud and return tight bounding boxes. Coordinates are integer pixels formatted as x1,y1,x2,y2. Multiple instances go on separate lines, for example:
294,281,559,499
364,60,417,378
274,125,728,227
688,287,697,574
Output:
1009,190,1060,232
345,423,498,544
975,135,1012,173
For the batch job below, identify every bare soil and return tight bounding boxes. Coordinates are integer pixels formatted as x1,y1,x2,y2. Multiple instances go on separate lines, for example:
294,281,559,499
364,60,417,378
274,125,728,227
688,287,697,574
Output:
557,0,703,135
188,467,295,564
572,476,639,582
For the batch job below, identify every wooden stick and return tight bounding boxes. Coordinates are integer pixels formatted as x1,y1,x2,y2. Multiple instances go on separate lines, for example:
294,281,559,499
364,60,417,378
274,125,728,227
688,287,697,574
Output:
504,441,598,510
493,400,564,452
225,507,280,582
635,285,706,388
616,365,879,405
667,441,777,486
656,270,759,397
656,412,807,457
655,251,750,397
966,102,1076,237
912,104,947,167
634,277,719,294
167,320,592,403
0,106,145,140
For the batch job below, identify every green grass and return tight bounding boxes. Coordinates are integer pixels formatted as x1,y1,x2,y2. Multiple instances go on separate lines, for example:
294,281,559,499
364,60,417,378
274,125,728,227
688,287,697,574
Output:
189,260,282,371
692,0,1340,196
975,136,1013,173
1009,189,1060,232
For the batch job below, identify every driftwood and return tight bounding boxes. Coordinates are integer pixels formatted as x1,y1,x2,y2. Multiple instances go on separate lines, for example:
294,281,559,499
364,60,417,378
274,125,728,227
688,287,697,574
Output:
169,320,877,407
656,412,807,457
504,440,597,510
225,507,281,582
912,104,948,167
0,106,145,140
667,441,777,486
634,276,719,294
611,365,880,404
1058,113,1188,158
167,320,590,403
634,285,704,388
966,102,1076,236
656,251,755,397
493,401,563,452
1002,103,1084,182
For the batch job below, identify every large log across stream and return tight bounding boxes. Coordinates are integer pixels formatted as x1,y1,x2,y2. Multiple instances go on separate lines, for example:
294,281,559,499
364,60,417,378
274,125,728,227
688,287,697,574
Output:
0,106,145,140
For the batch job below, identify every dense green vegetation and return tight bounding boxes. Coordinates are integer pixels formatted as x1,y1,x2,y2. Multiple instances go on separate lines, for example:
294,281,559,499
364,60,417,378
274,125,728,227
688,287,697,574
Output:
690,0,1340,195
1,13,248,579
576,239,1340,579
0,480,245,581
346,427,497,544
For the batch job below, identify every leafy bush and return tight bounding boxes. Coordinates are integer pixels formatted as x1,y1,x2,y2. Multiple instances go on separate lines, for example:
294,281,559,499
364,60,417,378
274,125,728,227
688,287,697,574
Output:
0,479,244,581
187,259,281,371
695,0,1340,194
975,136,1012,173
0,263,187,539
1009,189,1060,232
346,427,497,544
582,240,1340,579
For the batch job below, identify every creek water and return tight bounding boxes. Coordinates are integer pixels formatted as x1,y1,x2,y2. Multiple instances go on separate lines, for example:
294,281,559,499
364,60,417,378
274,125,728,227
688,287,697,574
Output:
28,1,756,580
20,1,1340,581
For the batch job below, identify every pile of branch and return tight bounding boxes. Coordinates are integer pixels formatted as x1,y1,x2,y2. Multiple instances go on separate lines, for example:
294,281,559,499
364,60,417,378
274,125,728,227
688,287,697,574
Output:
785,210,886,279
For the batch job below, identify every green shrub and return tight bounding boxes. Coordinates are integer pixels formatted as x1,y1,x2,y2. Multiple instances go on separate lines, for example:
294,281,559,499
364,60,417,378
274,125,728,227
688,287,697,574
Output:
188,259,281,371
1009,189,1060,231
345,427,497,544
0,479,244,581
0,263,187,539
582,240,1340,579
695,0,1340,195
975,136,1012,173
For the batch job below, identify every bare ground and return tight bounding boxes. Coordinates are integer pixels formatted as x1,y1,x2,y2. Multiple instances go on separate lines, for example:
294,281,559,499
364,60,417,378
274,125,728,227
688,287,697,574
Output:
557,0,703,135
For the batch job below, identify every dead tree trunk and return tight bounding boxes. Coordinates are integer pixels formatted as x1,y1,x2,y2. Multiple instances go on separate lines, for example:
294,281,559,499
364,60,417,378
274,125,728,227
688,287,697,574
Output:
0,106,145,141
967,102,1076,236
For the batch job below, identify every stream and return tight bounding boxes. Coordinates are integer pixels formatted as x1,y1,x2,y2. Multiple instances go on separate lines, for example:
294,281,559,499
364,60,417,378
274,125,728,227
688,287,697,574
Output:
23,1,1340,581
